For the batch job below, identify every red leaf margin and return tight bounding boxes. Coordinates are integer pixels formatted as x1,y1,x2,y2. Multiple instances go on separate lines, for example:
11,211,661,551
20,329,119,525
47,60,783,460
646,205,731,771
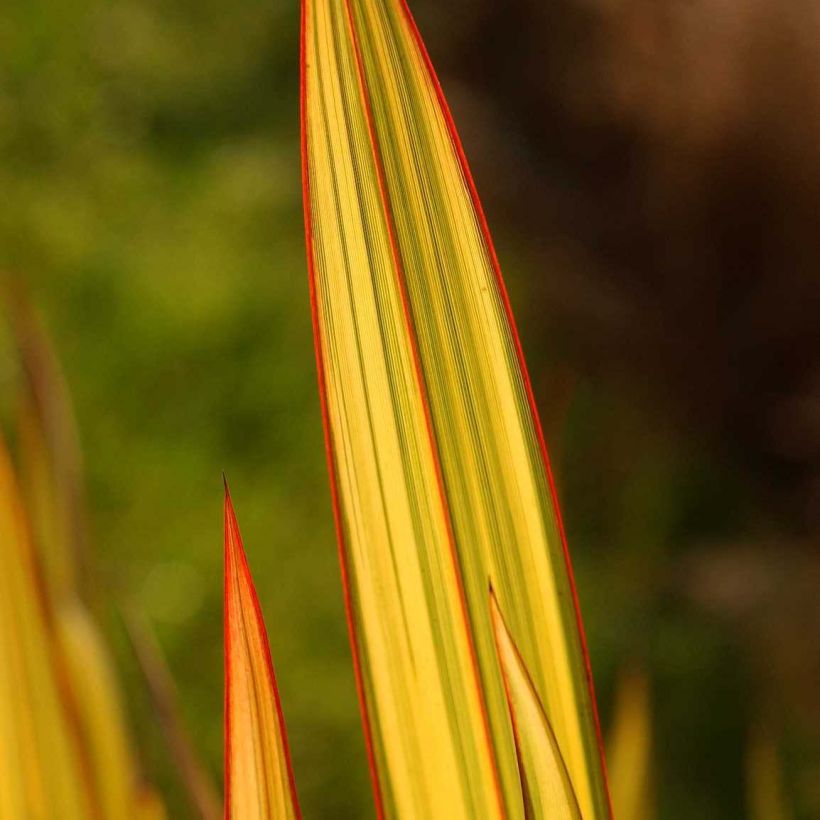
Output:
223,479,302,820
298,1,614,817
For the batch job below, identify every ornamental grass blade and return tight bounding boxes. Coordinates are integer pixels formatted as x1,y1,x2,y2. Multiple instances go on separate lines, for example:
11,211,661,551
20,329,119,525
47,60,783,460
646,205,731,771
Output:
125,608,221,820
746,721,791,820
56,601,140,820
0,434,91,820
607,669,653,820
5,282,89,604
490,589,581,820
3,285,155,820
301,1,610,817
224,483,302,820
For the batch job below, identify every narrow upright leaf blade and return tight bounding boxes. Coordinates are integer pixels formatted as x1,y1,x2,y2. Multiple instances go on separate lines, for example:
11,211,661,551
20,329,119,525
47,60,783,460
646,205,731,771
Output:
0,435,92,820
5,284,89,603
56,601,139,820
125,608,221,820
301,1,610,817
4,285,153,819
747,721,791,820
490,590,581,820
607,669,653,820
224,484,301,820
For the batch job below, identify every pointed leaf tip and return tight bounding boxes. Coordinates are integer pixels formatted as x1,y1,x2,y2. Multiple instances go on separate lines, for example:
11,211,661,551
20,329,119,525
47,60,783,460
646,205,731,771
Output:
224,491,301,820
302,0,610,815
490,590,582,820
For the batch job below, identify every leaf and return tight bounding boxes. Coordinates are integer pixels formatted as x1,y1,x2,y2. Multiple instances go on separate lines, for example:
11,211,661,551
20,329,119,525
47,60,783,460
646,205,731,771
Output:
606,668,653,820
747,721,791,820
125,608,221,820
56,601,142,820
301,1,611,817
224,482,302,820
135,787,169,820
4,282,89,603
0,434,92,820
490,589,581,820
3,283,156,820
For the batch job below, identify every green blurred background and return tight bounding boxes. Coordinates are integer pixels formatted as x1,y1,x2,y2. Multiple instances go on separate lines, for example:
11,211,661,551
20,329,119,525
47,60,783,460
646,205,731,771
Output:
1,0,818,817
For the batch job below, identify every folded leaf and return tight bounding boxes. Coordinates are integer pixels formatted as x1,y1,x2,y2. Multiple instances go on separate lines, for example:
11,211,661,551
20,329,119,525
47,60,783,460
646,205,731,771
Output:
490,589,581,820
224,483,301,820
301,1,610,817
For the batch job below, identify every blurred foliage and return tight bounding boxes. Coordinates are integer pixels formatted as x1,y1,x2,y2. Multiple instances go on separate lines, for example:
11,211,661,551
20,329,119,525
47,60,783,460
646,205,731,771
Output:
1,0,818,818
1,1,367,817
607,669,653,820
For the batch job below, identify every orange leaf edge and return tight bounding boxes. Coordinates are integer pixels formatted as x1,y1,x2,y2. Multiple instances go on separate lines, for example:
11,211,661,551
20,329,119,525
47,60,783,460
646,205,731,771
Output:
223,478,302,820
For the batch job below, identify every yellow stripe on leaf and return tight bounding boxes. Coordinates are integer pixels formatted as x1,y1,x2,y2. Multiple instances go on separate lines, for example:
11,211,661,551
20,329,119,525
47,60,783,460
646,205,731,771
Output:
490,589,581,820
302,0,610,817
224,484,301,820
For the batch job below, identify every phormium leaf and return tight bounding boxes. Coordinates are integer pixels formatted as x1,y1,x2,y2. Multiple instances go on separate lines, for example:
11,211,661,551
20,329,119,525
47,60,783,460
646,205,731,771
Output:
224,481,301,820
301,0,611,817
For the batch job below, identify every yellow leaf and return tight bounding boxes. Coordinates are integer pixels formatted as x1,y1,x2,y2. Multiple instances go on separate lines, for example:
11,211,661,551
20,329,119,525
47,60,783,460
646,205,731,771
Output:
0,435,92,820
747,721,791,820
301,0,611,816
4,286,156,820
134,787,169,820
57,600,139,820
490,589,581,820
224,483,302,820
607,669,653,820
5,285,88,604
16,394,77,601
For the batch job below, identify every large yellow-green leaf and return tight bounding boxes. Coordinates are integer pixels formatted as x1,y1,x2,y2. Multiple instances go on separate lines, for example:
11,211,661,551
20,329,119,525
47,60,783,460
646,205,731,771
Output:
301,1,611,817
224,484,302,820
490,590,581,820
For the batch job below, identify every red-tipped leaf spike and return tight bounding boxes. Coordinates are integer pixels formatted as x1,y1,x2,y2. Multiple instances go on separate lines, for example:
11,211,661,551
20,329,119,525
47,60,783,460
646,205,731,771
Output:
224,481,302,820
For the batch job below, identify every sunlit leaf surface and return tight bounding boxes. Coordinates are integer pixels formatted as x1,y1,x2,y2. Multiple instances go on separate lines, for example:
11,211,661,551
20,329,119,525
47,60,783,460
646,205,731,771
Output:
301,1,610,817
224,484,301,820
490,589,581,820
